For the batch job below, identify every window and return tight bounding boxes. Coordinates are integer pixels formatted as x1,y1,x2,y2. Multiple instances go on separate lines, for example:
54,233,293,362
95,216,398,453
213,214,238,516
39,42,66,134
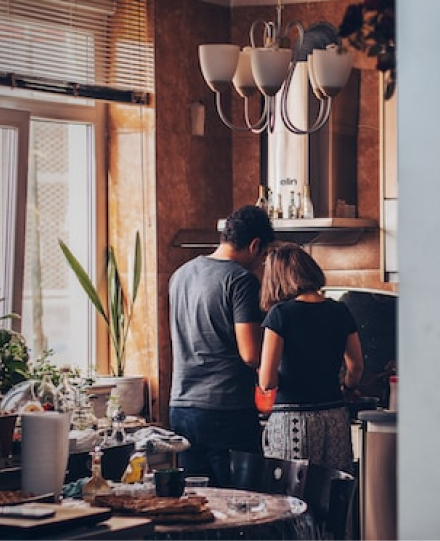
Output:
0,0,154,377
0,101,106,375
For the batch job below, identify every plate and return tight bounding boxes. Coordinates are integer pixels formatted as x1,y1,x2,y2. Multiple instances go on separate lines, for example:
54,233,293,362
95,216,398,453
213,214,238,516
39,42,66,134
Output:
287,496,308,515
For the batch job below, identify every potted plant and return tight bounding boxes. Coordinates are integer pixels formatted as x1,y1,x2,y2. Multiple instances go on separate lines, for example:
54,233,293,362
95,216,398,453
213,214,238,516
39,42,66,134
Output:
0,303,30,396
338,0,396,99
58,232,145,416
0,305,30,459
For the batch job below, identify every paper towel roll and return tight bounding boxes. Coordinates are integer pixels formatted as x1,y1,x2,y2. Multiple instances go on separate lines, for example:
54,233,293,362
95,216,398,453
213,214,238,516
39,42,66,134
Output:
21,411,70,501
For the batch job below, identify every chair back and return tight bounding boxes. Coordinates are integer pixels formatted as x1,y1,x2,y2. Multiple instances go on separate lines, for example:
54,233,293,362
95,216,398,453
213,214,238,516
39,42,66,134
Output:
229,450,308,496
302,463,357,540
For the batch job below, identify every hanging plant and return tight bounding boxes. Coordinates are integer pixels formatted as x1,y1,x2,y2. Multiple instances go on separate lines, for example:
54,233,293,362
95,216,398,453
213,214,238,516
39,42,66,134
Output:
338,0,396,99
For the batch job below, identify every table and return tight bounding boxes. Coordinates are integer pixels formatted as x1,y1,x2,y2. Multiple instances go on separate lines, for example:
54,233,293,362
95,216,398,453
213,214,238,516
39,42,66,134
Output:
150,487,313,540
47,516,154,540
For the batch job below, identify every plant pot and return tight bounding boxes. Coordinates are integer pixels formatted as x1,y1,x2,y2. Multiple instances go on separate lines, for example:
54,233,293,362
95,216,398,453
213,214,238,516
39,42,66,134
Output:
96,375,145,417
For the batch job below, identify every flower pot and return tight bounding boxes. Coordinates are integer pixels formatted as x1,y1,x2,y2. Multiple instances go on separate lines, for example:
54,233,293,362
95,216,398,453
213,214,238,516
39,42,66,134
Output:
96,375,145,417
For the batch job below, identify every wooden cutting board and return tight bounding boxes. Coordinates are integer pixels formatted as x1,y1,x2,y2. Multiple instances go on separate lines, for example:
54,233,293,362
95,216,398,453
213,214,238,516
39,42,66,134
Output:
0,503,112,539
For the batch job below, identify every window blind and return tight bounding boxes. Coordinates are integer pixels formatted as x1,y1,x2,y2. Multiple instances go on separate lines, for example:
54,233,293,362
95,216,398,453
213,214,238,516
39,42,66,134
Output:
0,0,154,104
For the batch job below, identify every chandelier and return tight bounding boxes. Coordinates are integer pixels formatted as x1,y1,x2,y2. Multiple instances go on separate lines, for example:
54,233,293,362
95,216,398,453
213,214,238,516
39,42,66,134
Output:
198,1,353,135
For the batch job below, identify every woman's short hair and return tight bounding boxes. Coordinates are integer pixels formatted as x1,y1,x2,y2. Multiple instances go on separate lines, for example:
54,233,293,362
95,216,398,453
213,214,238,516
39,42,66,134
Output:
260,242,326,311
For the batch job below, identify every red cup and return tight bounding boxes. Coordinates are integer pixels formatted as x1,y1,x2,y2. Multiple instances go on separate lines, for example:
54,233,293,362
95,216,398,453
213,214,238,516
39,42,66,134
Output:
254,386,277,414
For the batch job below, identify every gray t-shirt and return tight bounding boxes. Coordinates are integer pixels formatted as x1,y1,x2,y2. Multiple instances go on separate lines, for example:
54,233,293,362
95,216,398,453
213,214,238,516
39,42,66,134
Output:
169,255,262,409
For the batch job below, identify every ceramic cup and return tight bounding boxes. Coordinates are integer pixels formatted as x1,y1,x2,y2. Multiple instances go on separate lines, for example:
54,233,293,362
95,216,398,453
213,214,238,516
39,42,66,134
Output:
154,467,185,498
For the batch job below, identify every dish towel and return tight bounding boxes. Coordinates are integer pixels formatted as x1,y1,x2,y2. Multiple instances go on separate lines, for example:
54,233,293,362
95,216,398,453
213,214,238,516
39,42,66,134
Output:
127,426,190,454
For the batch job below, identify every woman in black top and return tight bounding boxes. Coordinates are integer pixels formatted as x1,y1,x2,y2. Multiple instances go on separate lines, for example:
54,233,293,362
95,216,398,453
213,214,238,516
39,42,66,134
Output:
259,243,363,473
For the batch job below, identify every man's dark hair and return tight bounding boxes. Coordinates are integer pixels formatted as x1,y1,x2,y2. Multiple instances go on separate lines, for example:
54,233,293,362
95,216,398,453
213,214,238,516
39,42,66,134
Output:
221,205,275,250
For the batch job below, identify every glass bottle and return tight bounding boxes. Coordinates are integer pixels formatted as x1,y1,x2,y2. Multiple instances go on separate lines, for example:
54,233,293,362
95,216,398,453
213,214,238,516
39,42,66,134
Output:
37,372,58,411
276,193,283,219
288,191,299,219
302,184,315,219
82,445,112,503
56,367,77,414
267,188,275,219
111,406,127,444
255,184,268,214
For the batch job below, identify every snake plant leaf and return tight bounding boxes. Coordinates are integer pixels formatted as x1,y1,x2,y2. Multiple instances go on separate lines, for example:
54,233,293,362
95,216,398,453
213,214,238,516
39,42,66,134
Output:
59,232,141,377
132,231,142,304
107,247,125,373
58,239,109,325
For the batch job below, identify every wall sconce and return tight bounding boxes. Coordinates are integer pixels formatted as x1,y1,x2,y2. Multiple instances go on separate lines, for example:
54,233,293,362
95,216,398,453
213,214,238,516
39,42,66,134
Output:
191,100,205,137
198,0,353,135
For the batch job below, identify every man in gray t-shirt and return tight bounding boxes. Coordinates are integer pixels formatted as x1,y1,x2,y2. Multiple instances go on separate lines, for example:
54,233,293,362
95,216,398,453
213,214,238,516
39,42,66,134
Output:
169,205,275,487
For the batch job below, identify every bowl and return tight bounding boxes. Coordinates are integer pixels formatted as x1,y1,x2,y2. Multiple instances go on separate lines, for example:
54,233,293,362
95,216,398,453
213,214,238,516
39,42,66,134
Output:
226,494,266,513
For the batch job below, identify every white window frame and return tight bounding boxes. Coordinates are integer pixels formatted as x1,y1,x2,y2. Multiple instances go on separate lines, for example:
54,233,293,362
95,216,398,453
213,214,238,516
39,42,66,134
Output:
0,96,106,374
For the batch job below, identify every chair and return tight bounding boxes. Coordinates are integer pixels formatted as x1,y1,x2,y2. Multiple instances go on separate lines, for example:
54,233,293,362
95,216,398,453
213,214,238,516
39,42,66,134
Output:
302,463,357,540
229,450,308,496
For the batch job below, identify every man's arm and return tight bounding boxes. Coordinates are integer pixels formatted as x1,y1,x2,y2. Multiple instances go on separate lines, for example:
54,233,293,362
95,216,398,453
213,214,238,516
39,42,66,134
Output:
235,321,262,369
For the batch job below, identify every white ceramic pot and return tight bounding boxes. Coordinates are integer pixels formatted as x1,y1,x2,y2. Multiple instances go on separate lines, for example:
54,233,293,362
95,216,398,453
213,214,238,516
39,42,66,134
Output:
96,375,145,417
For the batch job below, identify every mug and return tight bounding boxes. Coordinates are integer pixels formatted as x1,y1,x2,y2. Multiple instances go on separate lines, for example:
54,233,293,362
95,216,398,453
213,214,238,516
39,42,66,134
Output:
154,468,185,498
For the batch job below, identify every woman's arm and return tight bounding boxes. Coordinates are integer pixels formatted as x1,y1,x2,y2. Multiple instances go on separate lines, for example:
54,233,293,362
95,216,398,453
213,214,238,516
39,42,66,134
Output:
259,328,284,390
343,332,364,390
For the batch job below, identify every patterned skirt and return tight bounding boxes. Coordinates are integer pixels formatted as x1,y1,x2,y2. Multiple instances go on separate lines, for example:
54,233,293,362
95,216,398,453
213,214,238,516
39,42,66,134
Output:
262,404,353,473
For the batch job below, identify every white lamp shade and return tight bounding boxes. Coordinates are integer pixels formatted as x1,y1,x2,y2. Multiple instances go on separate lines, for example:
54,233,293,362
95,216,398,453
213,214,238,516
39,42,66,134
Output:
232,47,257,98
250,47,291,96
307,53,326,100
199,44,240,93
311,45,354,98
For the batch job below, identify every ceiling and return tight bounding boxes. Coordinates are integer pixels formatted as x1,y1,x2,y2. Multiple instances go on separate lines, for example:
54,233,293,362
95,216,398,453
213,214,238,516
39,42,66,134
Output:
201,0,330,6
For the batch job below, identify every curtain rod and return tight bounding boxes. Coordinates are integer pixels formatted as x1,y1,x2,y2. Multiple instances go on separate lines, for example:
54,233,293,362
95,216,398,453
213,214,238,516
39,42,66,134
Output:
0,72,151,105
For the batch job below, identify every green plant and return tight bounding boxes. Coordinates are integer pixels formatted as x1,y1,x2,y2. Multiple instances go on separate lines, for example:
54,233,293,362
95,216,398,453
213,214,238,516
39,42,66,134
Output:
28,349,84,387
58,232,142,377
0,327,30,395
0,299,30,394
338,0,396,99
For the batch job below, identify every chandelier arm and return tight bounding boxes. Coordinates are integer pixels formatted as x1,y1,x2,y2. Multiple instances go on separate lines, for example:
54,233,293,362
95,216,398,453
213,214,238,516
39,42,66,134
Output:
283,21,305,54
281,93,332,135
280,63,333,135
250,20,272,48
279,63,304,134
244,96,269,133
214,92,252,132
